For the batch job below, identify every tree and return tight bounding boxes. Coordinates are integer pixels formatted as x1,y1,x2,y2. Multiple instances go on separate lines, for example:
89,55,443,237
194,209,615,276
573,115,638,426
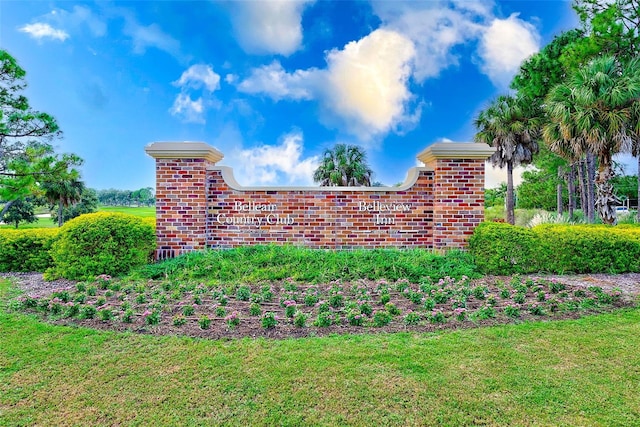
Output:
573,0,640,220
313,144,373,186
130,187,155,206
474,95,541,225
0,50,84,216
572,0,640,63
544,56,640,224
50,187,99,225
485,183,507,208
0,197,37,228
41,175,86,227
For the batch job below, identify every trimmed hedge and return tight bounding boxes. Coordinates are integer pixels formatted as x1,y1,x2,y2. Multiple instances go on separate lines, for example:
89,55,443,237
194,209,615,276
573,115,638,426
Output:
469,222,640,275
0,228,58,272
45,212,156,280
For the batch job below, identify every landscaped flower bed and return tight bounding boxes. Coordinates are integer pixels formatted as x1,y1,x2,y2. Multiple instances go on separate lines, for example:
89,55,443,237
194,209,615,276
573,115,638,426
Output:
11,274,632,339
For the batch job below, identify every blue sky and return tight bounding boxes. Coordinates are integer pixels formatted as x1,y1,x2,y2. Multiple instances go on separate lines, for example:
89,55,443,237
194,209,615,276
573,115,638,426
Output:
1,0,588,190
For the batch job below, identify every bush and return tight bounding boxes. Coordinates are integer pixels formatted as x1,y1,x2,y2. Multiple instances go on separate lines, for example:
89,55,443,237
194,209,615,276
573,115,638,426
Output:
0,229,58,272
45,212,155,280
470,222,640,275
468,222,538,275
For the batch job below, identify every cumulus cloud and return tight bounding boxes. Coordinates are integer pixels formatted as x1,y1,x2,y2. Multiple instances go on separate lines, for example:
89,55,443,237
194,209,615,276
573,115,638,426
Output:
170,64,221,123
230,132,319,186
237,29,418,142
173,64,221,92
227,0,314,55
478,14,541,87
19,23,69,41
169,94,205,124
372,1,486,81
237,61,318,101
372,1,541,87
322,29,416,139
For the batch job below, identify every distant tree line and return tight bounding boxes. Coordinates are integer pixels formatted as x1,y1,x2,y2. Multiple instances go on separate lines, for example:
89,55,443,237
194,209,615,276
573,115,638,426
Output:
96,187,155,207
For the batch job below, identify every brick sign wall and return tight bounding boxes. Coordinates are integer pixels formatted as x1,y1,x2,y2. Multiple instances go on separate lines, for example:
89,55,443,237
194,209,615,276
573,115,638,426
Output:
146,142,495,259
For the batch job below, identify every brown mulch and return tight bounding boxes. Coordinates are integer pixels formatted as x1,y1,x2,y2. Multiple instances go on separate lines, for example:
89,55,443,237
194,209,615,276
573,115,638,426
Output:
2,272,639,340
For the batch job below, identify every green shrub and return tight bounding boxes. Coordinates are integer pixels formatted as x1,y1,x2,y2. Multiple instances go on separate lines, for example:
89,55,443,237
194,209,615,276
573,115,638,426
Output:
0,228,58,272
468,222,538,275
45,212,155,280
470,222,640,275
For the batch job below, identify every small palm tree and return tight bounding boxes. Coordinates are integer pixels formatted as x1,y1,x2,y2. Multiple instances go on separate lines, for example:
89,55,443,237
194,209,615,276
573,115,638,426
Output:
313,144,373,186
41,177,85,227
474,95,541,224
544,56,640,224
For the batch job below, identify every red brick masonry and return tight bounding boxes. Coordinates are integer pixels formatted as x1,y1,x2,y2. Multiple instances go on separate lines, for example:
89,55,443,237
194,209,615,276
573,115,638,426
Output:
145,142,495,258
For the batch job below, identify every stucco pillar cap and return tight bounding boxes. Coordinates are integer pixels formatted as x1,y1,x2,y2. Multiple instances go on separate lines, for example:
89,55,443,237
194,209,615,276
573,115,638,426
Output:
417,142,495,165
145,141,224,164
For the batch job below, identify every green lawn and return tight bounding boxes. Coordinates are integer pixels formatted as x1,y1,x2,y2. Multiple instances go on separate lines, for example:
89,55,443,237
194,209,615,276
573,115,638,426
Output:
0,206,156,229
0,216,56,229
1,279,638,426
98,206,156,218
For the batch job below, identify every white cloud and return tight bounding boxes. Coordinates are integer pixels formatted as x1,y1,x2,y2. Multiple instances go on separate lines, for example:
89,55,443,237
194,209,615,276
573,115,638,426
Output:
169,94,205,124
237,29,418,142
237,61,318,101
170,64,221,123
173,64,221,92
52,5,107,37
372,1,486,81
18,23,69,41
322,29,417,139
230,132,319,186
227,0,314,55
122,16,182,59
478,14,541,87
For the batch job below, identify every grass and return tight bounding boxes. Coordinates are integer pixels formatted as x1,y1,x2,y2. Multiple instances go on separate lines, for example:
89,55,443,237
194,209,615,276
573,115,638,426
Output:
1,278,640,425
0,206,155,230
98,206,156,218
0,216,57,229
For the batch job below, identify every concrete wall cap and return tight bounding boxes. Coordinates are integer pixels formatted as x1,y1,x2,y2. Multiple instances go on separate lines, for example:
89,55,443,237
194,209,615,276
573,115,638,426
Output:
417,142,495,165
145,141,224,164
208,165,433,192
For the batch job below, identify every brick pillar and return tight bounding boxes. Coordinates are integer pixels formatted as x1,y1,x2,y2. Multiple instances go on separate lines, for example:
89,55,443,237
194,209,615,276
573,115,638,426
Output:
418,142,495,250
145,142,224,259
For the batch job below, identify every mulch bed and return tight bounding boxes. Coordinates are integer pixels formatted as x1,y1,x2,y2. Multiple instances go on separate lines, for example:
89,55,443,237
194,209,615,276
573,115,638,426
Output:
3,272,639,340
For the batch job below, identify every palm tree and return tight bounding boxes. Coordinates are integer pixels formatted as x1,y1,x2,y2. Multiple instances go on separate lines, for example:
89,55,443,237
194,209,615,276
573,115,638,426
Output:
41,177,85,227
313,144,373,186
631,100,640,222
474,95,541,225
544,56,640,225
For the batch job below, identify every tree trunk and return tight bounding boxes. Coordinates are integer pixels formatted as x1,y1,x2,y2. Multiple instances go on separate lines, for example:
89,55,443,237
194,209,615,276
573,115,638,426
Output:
587,152,596,223
557,183,563,215
58,197,64,227
577,158,588,218
637,154,640,222
568,163,576,218
557,167,563,215
506,161,515,225
594,157,619,225
0,199,16,218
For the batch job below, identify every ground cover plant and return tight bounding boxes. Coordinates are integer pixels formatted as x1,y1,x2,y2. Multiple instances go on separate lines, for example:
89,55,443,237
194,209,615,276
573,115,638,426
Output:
136,245,478,283
11,271,631,339
1,277,639,426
